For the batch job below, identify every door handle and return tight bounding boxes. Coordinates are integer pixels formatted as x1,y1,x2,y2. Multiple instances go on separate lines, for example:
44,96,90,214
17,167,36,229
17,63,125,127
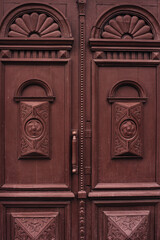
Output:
72,130,78,174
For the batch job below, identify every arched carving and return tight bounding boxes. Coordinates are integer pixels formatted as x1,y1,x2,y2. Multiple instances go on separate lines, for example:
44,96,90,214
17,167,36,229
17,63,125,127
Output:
14,79,55,159
102,14,153,40
108,80,147,102
14,79,55,102
8,12,62,38
0,3,72,38
108,80,147,159
91,5,160,40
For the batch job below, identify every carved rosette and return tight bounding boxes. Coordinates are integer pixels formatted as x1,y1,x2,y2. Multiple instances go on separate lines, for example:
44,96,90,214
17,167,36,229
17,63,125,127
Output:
102,14,153,40
8,12,61,38
112,102,143,158
103,211,150,240
20,101,50,159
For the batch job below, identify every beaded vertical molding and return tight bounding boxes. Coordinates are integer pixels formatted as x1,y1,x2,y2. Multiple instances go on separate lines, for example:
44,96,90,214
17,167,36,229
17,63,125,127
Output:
78,0,86,193
78,1,87,240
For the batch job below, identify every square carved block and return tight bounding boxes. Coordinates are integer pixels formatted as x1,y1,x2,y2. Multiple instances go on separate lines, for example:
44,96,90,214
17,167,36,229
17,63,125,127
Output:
103,210,150,240
11,212,59,239
112,102,143,158
19,101,50,159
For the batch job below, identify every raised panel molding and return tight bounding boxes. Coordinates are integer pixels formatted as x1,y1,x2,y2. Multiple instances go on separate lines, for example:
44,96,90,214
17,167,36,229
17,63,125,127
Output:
14,79,55,160
112,102,143,158
19,101,50,159
108,80,147,159
3,201,71,239
103,210,150,240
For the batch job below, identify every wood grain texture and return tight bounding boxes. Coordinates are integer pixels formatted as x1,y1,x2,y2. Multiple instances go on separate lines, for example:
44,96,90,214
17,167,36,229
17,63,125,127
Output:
0,0,160,239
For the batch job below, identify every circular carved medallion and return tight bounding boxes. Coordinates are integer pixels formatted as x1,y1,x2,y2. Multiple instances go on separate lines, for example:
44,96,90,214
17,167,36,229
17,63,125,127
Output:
25,119,44,138
120,120,137,139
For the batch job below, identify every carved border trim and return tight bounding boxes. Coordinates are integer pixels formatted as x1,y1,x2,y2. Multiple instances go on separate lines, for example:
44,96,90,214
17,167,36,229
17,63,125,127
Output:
91,60,160,190
78,0,86,192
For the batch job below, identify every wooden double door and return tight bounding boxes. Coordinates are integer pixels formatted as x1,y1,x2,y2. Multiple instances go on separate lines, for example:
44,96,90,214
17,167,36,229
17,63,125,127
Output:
0,0,160,239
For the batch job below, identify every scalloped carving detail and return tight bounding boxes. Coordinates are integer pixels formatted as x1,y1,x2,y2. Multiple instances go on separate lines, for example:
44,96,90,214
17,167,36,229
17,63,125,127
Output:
102,14,153,39
8,12,61,38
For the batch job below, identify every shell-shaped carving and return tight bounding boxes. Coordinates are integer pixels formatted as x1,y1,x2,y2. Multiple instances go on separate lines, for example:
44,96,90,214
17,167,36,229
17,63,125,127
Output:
8,12,61,38
102,14,153,40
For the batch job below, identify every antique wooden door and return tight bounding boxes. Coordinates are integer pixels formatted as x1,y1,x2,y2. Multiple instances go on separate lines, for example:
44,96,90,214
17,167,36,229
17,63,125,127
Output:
0,0,160,239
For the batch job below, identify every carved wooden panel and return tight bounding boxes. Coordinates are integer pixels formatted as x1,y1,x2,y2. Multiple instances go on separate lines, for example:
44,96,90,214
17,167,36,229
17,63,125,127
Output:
1,1,160,239
112,102,143,158
20,101,50,159
90,5,159,40
0,3,72,38
103,210,150,240
102,14,153,40
2,61,71,188
4,201,71,240
13,213,58,239
11,212,59,239
91,200,155,240
92,63,156,187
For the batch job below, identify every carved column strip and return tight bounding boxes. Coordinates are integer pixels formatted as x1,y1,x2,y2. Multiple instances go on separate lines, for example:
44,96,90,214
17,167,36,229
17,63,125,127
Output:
78,1,86,240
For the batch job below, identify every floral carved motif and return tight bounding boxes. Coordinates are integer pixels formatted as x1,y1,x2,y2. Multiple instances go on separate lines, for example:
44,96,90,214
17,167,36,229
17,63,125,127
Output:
8,12,61,38
120,120,137,139
114,136,127,156
102,14,153,40
104,211,150,240
112,102,143,158
14,216,56,239
20,101,50,159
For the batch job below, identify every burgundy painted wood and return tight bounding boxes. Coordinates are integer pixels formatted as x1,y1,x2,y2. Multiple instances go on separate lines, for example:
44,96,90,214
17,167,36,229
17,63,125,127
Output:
0,0,160,239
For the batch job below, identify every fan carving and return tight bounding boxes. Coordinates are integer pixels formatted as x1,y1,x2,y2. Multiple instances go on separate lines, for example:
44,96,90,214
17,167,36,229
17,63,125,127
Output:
8,12,61,38
102,14,153,40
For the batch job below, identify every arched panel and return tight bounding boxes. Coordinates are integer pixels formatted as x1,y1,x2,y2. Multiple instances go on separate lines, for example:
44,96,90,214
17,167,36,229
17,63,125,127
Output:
14,79,55,102
14,79,55,160
91,5,160,40
0,3,72,38
108,81,147,159
108,80,147,102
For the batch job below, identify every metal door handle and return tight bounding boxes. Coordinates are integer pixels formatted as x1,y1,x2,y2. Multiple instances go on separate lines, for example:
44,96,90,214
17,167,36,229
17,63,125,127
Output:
72,130,78,174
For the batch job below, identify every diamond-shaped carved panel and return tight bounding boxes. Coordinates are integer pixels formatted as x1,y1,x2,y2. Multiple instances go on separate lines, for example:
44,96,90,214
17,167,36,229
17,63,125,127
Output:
103,210,150,240
12,212,59,240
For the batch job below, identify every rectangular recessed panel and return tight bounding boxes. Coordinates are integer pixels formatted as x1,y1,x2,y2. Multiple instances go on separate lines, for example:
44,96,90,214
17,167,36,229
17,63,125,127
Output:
3,62,70,188
92,63,156,187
